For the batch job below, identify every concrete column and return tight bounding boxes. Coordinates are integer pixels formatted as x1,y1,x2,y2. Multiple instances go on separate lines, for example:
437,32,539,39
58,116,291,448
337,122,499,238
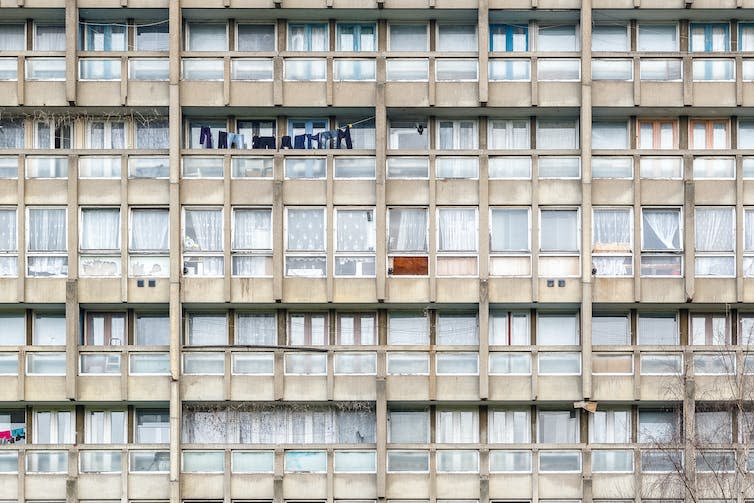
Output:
65,0,76,103
478,0,489,104
580,0,593,403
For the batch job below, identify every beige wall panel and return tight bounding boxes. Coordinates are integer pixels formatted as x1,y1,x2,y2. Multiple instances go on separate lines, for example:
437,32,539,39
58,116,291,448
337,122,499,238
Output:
332,181,377,206
386,376,430,401
26,377,67,401
696,474,737,497
639,376,683,401
385,83,430,108
181,278,225,303
639,278,685,303
436,474,482,498
538,180,582,205
382,0,429,8
0,279,19,303
592,474,635,498
591,180,633,205
695,376,737,401
128,474,171,499
280,0,327,6
282,278,327,303
640,474,684,498
593,278,635,303
128,376,171,401
694,180,736,205
180,82,225,107
331,0,377,6
283,474,328,499
741,83,754,107
639,181,684,205
537,279,582,303
592,81,634,107
385,474,431,499
692,278,736,304
78,180,121,205
488,475,533,499
333,376,377,400
127,279,171,303
229,83,275,107
539,475,583,498
127,180,170,205
78,0,121,6
436,278,479,303
538,83,580,107
488,0,531,7
435,0,478,6
230,376,275,401
639,83,683,107
0,82,18,106
78,279,123,304
180,0,225,5
741,280,754,302
0,475,17,499
332,279,378,303
592,375,634,401
13,0,65,5
230,180,275,206
77,474,121,499
283,83,327,107
0,180,17,204
127,82,170,107
282,180,327,205
435,83,480,108
436,376,480,401
332,83,377,107
538,376,581,400
487,83,532,107
127,0,170,7
181,180,224,205
24,82,67,107
692,82,736,107
25,278,66,303
77,83,121,107
182,474,225,499
333,474,378,499
487,278,533,303
230,475,275,500
283,376,327,401
79,376,122,401
24,476,67,499
181,375,225,401
537,0,581,7
0,377,18,401
436,180,479,206
488,376,533,400
25,179,68,205
386,181,430,206
385,278,430,303
230,278,275,303
488,181,532,206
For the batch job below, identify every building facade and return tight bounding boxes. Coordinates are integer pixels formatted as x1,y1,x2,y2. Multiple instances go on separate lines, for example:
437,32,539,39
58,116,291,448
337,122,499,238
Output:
0,0,753,502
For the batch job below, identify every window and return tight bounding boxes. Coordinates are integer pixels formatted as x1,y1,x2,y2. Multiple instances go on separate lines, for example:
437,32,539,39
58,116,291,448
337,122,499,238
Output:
237,24,275,51
130,450,169,472
691,314,729,345
693,157,734,179
84,313,125,346
135,119,169,149
389,24,428,52
489,409,530,443
33,313,66,345
334,58,376,81
640,59,682,81
490,24,528,52
538,410,578,443
136,22,168,51
389,120,428,150
387,451,429,472
387,58,429,81
538,24,578,51
590,409,631,443
284,352,326,375
0,119,24,149
592,208,632,276
488,120,529,150
592,59,633,80
34,23,65,51
696,410,732,443
129,208,169,277
79,208,121,277
86,120,125,149
640,157,683,179
186,23,226,51
488,59,531,81
388,312,429,345
690,120,729,149
288,313,327,346
693,59,734,81
0,313,24,345
638,120,677,149
232,59,273,80
490,208,531,276
638,410,679,443
638,24,678,51
539,352,581,374
437,313,478,345
27,207,67,278
188,119,226,149
80,21,126,51
288,23,328,51
437,25,477,52
592,450,633,473
184,352,224,374
33,410,74,443
335,208,375,277
34,120,71,149
537,59,580,81
592,121,628,149
437,208,478,277
592,315,630,345
436,409,479,443
539,209,579,276
232,157,273,179
336,313,376,345
641,208,682,277
0,409,25,444
387,157,429,178
536,120,578,149
489,353,531,375
388,208,428,276
337,24,376,52
538,156,580,179
85,410,125,444
183,208,223,277
135,314,169,346
437,120,478,150
135,410,169,443
489,312,530,345
437,352,479,374
232,208,272,277
538,314,578,345
334,157,376,179
641,353,682,374
187,314,227,346
695,207,734,277
593,353,633,374
592,24,629,51
638,315,678,345
0,24,25,50
285,207,326,277
0,208,17,277
236,313,276,346
745,209,754,276
129,58,169,80
183,59,225,81
184,157,224,180
690,23,729,52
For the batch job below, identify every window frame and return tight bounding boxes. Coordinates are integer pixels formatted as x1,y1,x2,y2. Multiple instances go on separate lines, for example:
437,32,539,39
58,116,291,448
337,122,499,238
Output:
688,119,730,149
26,206,68,278
182,206,225,277
694,206,735,278
489,23,529,52
640,207,684,277
230,206,273,278
591,206,633,277
334,207,377,278
235,23,277,52
185,21,228,52
84,409,127,444
287,312,329,346
387,23,430,52
637,119,679,150
335,23,377,52
83,311,126,346
284,206,327,278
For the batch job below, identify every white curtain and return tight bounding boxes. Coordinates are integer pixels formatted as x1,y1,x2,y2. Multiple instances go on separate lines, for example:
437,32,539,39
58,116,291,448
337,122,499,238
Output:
437,314,478,345
388,209,426,252
81,208,120,250
489,410,530,443
0,24,24,50
538,411,578,443
696,208,733,251
593,209,631,250
28,208,65,252
537,120,578,149
489,120,529,150
438,208,477,251
0,120,24,148
337,210,374,252
185,209,222,251
187,315,227,345
389,25,427,51
187,23,226,51
540,210,578,251
136,120,169,149
0,209,16,251
490,209,528,252
236,314,276,345
233,209,271,250
436,410,479,443
642,210,680,250
743,25,754,51
131,209,169,251
35,25,66,51
287,209,324,251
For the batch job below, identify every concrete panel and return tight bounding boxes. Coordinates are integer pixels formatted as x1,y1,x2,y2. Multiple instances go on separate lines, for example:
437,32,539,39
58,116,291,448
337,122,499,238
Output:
692,278,736,304
641,474,684,498
0,475,17,499
127,179,170,205
283,376,327,401
386,376,430,401
488,278,533,303
741,83,754,107
230,475,275,500
695,376,737,401
24,475,67,499
181,473,224,499
386,180,430,206
128,376,171,401
488,376,533,400
0,279,19,303
539,474,583,498
639,278,685,303
24,82,67,106
127,82,169,106
0,376,18,401
127,279,171,304
332,83,377,107
742,279,754,302
128,474,171,499
127,0,170,7
385,83,430,108
488,474,533,499
538,180,582,205
436,278,479,303
333,375,377,400
537,278,582,303
77,474,121,499
283,82,327,107
77,82,121,107
592,474,635,498
538,375,581,401
230,82,275,107
537,0,581,7
640,375,683,401
0,82,18,106
592,81,634,107
538,82,580,107
283,474,328,499
640,180,684,205
436,179,479,206
331,0,376,6
639,82,683,107
282,180,327,205
25,279,66,303
230,278,275,303
333,180,377,205
0,180,17,204
592,375,634,401
593,278,635,303
435,474,482,498
282,278,328,303
332,279,378,303
692,82,736,107
592,180,633,205
333,475,377,498
25,179,68,205
79,376,122,401
487,83,532,107
180,82,225,107
694,180,736,205
182,278,225,303
78,179,121,205
385,278,430,303
181,179,224,205
230,180,276,206
78,278,123,304
435,0,477,6
386,474,431,499
435,83,480,108
436,376,480,401
180,0,225,5
230,376,275,401
181,375,225,401
488,181,532,205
